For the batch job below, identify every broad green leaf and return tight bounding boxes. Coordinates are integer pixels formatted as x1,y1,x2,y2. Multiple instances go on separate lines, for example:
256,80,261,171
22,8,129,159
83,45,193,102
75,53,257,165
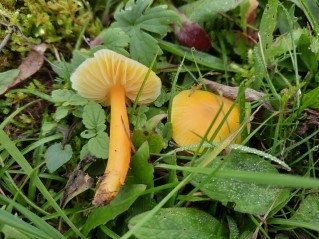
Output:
300,86,319,111
83,184,146,236
80,129,97,139
180,0,243,23
52,51,87,80
154,87,171,107
132,129,165,154
82,101,106,130
298,33,318,73
52,90,73,103
52,89,88,106
0,69,20,95
267,28,307,60
88,131,109,159
130,28,161,67
45,143,73,173
162,122,173,142
68,94,88,106
159,40,224,70
190,153,290,215
54,106,69,120
128,208,228,239
128,141,154,189
291,194,319,226
111,0,178,66
93,28,130,55
80,143,90,160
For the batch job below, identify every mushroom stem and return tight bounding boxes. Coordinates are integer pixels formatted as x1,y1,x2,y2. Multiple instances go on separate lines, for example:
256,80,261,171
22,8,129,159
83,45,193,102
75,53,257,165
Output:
93,84,131,206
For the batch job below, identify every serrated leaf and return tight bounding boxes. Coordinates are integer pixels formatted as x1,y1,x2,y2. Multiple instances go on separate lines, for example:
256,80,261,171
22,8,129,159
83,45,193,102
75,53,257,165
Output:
95,28,130,54
68,94,88,106
112,0,178,66
83,184,146,236
130,29,162,66
82,101,106,130
88,132,109,159
190,153,290,215
45,143,73,173
80,143,89,160
54,106,69,120
154,87,171,107
80,129,97,139
52,90,73,103
180,0,243,23
52,51,87,80
128,208,228,239
0,69,20,95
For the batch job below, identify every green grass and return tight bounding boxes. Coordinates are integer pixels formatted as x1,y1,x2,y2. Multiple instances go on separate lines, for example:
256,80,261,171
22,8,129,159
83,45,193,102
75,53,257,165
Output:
1,0,319,238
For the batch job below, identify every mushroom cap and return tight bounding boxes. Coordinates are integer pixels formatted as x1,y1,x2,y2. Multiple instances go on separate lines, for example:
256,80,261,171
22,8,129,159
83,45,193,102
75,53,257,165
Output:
171,90,241,150
71,49,161,106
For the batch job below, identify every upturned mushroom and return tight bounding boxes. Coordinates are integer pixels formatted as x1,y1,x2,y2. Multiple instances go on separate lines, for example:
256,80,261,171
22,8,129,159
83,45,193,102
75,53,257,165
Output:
171,89,241,152
71,49,161,206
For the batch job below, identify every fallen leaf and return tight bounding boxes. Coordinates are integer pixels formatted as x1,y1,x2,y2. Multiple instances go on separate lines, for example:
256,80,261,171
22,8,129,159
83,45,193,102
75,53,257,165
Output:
0,43,48,95
17,43,48,81
60,156,95,207
174,21,212,50
246,0,259,27
296,108,319,135
245,0,259,43
204,79,273,111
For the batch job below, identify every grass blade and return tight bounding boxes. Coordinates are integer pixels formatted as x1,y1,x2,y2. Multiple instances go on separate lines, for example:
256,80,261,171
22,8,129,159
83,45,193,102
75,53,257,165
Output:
0,129,85,239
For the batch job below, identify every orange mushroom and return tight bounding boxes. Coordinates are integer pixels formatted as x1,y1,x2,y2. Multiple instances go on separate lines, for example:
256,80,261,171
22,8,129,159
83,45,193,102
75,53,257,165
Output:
71,49,161,206
171,90,241,152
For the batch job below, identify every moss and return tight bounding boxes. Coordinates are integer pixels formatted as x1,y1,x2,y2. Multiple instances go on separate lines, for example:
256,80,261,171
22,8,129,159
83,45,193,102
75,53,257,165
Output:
0,0,102,71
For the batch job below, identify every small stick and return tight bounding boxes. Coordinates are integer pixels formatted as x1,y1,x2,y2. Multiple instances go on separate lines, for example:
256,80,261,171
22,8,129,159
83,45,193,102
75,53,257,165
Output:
204,79,274,111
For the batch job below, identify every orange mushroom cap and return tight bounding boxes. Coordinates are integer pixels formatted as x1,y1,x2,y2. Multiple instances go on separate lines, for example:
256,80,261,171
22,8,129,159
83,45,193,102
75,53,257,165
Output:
171,90,241,151
71,49,161,105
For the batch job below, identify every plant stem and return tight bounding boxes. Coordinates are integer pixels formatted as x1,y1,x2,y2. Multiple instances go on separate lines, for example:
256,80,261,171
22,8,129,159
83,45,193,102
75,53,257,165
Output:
93,84,131,206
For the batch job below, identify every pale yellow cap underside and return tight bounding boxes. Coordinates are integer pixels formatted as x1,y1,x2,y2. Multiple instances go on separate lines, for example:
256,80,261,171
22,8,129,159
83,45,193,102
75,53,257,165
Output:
71,49,161,106
171,90,241,149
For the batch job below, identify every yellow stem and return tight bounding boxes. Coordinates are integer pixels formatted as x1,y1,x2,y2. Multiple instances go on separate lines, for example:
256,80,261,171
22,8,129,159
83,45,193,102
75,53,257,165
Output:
93,84,131,206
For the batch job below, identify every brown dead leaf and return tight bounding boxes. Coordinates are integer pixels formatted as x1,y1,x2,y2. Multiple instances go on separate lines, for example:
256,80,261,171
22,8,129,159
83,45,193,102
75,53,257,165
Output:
246,0,259,27
204,79,273,111
245,0,259,44
296,108,319,135
60,156,95,208
0,43,48,95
